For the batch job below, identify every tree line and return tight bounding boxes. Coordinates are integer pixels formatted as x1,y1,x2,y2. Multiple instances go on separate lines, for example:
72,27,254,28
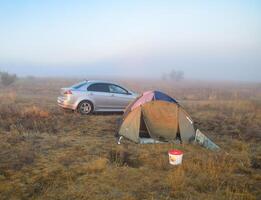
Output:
162,69,184,81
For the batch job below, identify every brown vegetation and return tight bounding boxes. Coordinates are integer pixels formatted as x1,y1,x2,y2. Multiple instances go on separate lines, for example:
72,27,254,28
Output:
0,77,260,200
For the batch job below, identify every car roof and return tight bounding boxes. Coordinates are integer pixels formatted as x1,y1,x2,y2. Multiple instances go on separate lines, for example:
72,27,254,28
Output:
86,80,120,85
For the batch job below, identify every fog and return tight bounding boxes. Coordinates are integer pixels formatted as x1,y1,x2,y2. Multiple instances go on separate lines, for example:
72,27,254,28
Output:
0,1,260,81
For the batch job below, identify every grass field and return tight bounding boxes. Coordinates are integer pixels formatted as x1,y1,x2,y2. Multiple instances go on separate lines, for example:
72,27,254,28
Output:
0,78,260,200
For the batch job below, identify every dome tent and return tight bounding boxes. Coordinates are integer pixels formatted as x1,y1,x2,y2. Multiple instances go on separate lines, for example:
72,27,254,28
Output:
118,91,195,144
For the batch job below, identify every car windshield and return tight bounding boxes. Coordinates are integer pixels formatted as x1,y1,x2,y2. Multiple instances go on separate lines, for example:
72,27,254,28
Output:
71,81,87,89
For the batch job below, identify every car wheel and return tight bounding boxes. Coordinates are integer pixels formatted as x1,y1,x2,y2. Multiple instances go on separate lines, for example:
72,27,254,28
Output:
78,101,93,115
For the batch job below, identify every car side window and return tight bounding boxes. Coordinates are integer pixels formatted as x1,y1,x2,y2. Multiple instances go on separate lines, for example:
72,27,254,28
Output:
109,84,128,94
87,83,109,92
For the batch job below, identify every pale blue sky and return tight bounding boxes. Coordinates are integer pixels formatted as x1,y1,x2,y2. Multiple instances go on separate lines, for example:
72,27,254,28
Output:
0,0,260,81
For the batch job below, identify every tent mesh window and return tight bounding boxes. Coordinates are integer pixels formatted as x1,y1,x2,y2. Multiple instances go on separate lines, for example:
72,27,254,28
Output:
139,113,151,138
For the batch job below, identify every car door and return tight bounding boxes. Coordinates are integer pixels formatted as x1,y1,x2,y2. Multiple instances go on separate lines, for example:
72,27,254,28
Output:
108,84,134,109
87,83,114,109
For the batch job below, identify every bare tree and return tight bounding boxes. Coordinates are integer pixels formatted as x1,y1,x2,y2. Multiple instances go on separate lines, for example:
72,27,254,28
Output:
161,73,168,81
0,71,17,86
176,70,184,81
169,69,184,81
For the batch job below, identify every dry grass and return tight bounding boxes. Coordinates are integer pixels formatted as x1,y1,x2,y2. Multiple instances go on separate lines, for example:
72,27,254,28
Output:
0,78,260,200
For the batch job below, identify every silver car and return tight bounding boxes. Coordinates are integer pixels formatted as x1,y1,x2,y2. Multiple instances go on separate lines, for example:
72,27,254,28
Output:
57,80,138,114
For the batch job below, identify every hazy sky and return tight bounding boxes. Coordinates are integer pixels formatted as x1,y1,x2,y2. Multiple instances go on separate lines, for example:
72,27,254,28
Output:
0,0,260,81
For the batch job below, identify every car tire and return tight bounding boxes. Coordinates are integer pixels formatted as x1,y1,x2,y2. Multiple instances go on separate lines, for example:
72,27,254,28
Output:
77,100,94,115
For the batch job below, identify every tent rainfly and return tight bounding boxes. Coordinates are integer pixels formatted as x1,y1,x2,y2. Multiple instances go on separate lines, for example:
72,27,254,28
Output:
117,91,196,144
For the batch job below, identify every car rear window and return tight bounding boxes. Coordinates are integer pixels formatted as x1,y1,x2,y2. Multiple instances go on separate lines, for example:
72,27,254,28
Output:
71,81,87,89
87,83,109,92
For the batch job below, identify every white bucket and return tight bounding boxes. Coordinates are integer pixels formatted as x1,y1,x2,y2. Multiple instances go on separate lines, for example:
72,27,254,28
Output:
168,149,183,165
